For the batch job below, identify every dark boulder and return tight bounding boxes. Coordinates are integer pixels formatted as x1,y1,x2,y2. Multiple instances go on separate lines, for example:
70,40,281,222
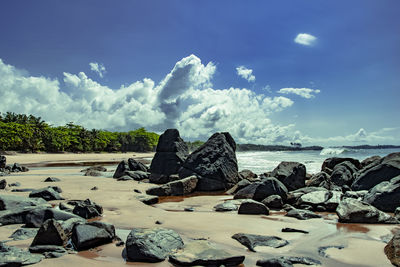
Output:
0,179,6,189
30,219,68,247
285,207,322,220
322,157,361,171
363,175,400,212
29,245,67,258
136,195,159,205
213,200,243,212
150,129,189,183
261,195,283,209
281,228,309,234
25,207,82,227
336,198,398,224
72,199,103,219
361,155,381,168
330,165,353,187
113,158,149,179
352,160,400,191
169,240,245,266
44,177,61,182
307,172,329,187
238,200,269,215
0,194,48,210
0,242,43,266
72,221,115,251
257,256,321,267
128,158,149,172
296,190,342,212
271,162,306,191
10,228,38,241
234,177,288,202
125,227,184,262
12,163,29,172
178,132,239,191
81,165,107,172
239,169,258,181
232,233,288,251
385,229,400,266
29,187,64,201
146,176,198,196
0,155,6,169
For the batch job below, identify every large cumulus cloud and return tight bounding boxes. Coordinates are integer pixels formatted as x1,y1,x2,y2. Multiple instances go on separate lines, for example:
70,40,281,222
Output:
0,55,330,144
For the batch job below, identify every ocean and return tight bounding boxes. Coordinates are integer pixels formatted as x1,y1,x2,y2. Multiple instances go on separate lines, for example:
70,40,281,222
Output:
236,147,400,175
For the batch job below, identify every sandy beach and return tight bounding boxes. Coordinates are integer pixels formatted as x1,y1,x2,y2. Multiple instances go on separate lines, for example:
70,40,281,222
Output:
0,153,398,267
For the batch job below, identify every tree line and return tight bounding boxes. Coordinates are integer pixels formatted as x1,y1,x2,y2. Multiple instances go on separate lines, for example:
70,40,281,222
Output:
0,112,159,153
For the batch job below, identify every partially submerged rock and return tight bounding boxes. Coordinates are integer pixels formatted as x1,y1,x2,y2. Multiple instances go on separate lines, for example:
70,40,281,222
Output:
0,242,43,266
285,207,322,220
232,233,289,251
10,228,38,241
257,256,321,267
0,194,47,210
125,227,184,262
29,187,64,201
169,240,245,266
72,221,116,251
213,200,242,212
238,200,269,215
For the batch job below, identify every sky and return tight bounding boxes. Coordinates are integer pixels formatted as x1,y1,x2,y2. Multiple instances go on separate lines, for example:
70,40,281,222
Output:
0,0,399,146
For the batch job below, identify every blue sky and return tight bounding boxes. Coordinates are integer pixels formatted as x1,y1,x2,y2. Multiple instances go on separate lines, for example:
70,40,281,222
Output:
0,1,399,145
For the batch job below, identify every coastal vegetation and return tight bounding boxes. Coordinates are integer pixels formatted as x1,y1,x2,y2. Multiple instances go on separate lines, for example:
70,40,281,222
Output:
0,112,159,152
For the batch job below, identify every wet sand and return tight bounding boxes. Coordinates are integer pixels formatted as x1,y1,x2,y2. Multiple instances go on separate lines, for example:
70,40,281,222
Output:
1,153,398,266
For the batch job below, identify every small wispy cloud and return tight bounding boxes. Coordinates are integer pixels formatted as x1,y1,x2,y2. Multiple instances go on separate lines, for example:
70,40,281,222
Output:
236,66,255,82
277,87,320,99
89,62,106,78
294,33,317,46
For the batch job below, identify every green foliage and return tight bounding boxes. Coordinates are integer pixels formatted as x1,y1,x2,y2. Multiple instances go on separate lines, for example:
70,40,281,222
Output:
186,140,205,152
0,112,159,153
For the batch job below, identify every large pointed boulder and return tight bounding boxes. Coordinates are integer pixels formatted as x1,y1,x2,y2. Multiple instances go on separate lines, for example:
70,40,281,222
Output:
271,162,306,191
178,132,239,191
149,129,189,184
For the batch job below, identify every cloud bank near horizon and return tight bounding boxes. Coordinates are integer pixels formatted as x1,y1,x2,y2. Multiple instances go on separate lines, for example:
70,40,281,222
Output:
0,56,398,146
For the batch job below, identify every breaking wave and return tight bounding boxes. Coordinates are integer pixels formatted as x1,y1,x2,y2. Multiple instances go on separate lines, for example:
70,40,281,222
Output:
320,147,353,155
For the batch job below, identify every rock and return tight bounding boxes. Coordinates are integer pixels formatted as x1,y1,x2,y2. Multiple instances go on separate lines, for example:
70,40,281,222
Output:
9,182,21,187
150,129,189,183
307,172,329,187
0,241,43,266
10,228,38,240
117,175,133,181
125,227,184,262
396,207,400,220
29,245,67,258
361,155,381,168
25,207,82,228
239,169,258,180
0,155,6,169
352,160,400,190
238,200,269,215
271,162,306,191
385,229,400,266
214,200,243,212
330,165,353,187
11,188,34,192
285,207,322,220
261,195,283,209
296,190,342,212
72,221,115,251
232,233,288,251
322,157,361,171
257,256,321,267
0,194,48,210
11,163,29,172
125,171,149,181
84,170,103,176
72,199,102,219
43,177,61,182
178,132,239,191
146,176,198,196
113,160,130,179
81,165,107,172
343,190,368,199
226,179,252,195
0,207,40,225
136,195,159,205
0,179,6,189
281,228,309,234
169,240,245,266
128,158,148,172
60,217,86,236
29,187,64,201
58,202,74,213
336,198,398,224
234,177,288,202
31,219,68,247
90,186,98,190
363,175,400,212
184,207,194,212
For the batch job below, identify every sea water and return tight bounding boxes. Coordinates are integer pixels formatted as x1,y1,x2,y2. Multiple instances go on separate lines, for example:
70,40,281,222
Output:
236,148,400,175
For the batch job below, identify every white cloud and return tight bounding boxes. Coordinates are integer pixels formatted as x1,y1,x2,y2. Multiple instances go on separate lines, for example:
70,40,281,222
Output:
277,88,320,99
0,56,297,144
294,33,317,46
89,62,106,78
236,66,255,82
